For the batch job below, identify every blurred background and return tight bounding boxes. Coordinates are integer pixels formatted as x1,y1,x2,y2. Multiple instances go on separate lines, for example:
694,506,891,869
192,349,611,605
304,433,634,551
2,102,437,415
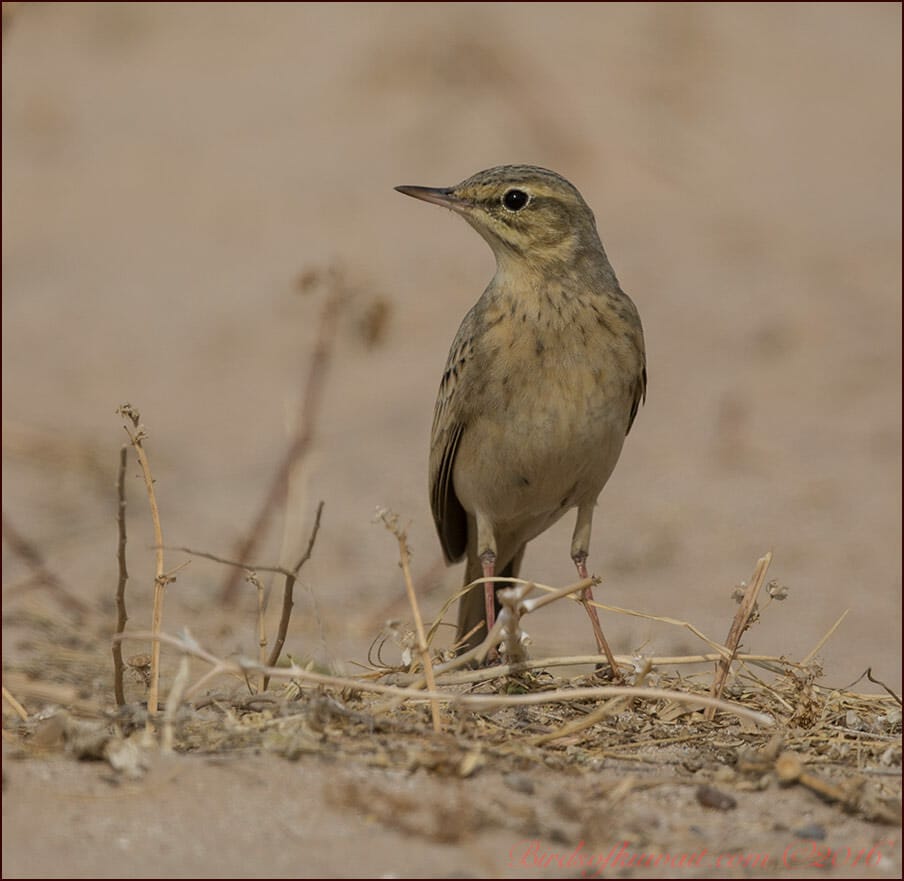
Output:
3,2,901,691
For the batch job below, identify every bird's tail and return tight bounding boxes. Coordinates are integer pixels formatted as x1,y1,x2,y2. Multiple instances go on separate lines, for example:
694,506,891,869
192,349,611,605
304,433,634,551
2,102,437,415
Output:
455,546,525,653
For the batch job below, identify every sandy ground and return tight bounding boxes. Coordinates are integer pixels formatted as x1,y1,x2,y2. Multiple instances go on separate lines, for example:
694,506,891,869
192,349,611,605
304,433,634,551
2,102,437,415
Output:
2,751,900,880
2,3,901,878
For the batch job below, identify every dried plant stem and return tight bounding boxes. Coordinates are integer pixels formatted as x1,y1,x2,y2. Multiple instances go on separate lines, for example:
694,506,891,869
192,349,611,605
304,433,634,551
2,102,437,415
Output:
246,571,267,691
419,652,799,686
580,599,729,657
519,577,594,614
118,405,169,717
162,655,190,753
436,575,730,658
531,660,653,746
415,577,595,689
263,501,324,688
171,498,324,695
2,685,28,721
4,674,100,717
170,548,296,576
113,445,129,706
221,282,345,605
1,515,89,616
497,583,532,663
706,551,772,721
114,629,773,726
801,609,849,666
864,668,902,706
379,510,441,732
774,752,900,824
254,577,267,664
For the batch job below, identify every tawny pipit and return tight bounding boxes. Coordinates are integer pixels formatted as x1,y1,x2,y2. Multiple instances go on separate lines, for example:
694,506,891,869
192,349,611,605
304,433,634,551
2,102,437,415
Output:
396,166,646,673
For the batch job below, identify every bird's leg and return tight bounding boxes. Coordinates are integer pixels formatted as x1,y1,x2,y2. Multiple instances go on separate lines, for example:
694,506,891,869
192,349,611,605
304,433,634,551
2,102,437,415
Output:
572,506,623,682
479,549,496,633
475,513,498,660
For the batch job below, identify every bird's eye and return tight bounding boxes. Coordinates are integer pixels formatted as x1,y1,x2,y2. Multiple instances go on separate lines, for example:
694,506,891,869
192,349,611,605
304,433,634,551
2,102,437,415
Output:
502,189,529,212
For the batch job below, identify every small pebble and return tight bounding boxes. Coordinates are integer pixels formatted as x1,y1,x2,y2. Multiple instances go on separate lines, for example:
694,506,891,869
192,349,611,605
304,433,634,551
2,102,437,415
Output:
696,784,737,811
502,772,535,795
794,823,826,841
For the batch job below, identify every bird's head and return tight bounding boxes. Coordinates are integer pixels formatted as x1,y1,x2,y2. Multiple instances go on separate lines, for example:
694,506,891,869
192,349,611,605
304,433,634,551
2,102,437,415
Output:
396,165,603,268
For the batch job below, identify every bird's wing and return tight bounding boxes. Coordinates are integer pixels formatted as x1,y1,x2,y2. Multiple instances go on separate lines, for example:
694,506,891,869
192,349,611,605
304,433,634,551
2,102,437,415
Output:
428,320,475,564
626,359,647,436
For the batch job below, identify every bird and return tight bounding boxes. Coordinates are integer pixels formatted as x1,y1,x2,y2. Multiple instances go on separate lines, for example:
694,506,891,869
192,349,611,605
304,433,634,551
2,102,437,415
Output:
395,165,646,674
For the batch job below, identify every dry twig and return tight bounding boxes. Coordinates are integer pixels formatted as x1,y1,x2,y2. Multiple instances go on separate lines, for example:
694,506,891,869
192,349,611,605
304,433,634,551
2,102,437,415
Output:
171,501,325,694
773,751,901,825
221,274,346,604
864,668,903,706
113,629,773,727
263,501,325,688
162,655,190,753
378,509,441,732
2,685,29,721
802,609,849,667
706,552,772,721
246,571,267,691
417,577,595,686
170,548,296,576
117,404,179,717
1,515,90,616
497,583,532,664
113,445,129,706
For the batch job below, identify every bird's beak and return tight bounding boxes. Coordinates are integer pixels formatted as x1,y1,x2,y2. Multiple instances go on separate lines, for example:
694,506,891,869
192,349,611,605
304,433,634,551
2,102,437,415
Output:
394,185,465,211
